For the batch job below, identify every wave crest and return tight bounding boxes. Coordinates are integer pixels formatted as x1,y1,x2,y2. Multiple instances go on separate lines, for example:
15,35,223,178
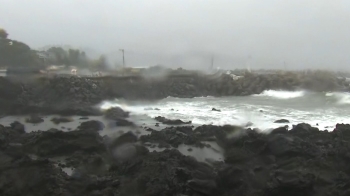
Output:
255,90,305,99
326,92,350,104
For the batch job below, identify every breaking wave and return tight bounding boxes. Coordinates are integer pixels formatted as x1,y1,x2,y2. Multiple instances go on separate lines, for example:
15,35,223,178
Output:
326,92,350,105
254,90,306,99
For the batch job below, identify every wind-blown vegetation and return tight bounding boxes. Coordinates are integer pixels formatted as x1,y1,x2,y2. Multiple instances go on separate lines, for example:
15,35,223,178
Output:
0,28,108,70
0,28,44,68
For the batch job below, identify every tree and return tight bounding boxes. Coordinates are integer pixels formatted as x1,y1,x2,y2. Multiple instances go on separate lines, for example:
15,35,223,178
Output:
96,55,108,70
47,47,69,65
0,28,8,39
0,29,43,67
0,38,43,67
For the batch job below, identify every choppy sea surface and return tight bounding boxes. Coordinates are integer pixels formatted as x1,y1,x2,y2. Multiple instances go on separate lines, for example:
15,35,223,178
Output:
2,89,350,163
100,90,350,131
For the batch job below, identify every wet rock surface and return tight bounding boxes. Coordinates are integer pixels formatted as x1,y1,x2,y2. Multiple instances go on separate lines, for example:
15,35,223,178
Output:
51,116,73,124
2,121,350,195
77,120,105,131
154,116,192,125
25,114,44,124
212,108,221,112
115,118,135,127
104,107,129,120
274,119,290,123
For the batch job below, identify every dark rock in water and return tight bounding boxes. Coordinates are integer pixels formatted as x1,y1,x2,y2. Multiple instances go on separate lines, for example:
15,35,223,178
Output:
155,123,159,127
79,116,89,120
115,118,135,127
77,120,105,131
155,116,191,125
187,148,193,152
25,114,44,124
245,121,253,127
10,121,25,134
212,108,221,112
104,107,129,120
274,119,290,123
51,117,73,124
154,108,160,110
145,127,155,132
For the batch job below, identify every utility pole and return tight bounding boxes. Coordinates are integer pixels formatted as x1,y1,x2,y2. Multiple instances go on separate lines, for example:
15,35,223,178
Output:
119,49,125,68
211,55,214,70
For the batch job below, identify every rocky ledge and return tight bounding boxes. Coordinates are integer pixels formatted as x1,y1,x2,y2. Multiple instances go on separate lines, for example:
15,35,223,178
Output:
1,120,350,196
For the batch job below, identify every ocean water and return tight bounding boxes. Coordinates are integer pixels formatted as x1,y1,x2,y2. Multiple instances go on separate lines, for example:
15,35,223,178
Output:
100,90,350,132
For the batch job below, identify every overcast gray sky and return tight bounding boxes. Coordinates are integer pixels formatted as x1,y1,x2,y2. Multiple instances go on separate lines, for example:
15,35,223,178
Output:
1,0,350,70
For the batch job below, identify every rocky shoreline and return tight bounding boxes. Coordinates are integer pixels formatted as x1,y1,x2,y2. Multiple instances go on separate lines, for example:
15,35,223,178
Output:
0,69,349,115
1,112,350,196
1,70,350,195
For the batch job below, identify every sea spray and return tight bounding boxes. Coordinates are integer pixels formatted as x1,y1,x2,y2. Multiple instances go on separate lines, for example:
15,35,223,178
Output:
254,90,306,99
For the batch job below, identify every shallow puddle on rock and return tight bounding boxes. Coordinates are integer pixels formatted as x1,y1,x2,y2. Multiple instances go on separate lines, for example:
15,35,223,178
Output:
147,143,224,163
178,144,224,162
61,167,74,176
0,115,155,137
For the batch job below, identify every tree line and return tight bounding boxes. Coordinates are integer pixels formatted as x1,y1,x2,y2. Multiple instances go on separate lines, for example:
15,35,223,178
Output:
0,28,108,70
0,28,44,68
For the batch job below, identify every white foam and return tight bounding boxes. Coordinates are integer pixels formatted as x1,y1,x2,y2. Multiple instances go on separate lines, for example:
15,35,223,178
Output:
98,94,350,132
326,92,350,105
255,90,305,99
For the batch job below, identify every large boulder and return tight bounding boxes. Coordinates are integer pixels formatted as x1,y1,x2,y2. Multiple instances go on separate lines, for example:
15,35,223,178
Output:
115,118,135,127
104,107,129,120
77,120,105,131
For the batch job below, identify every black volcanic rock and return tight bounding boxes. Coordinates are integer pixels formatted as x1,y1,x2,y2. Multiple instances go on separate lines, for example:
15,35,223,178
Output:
25,114,44,124
10,121,25,134
77,120,105,131
104,107,129,120
23,128,106,157
154,116,191,125
212,108,221,112
274,119,290,123
51,117,73,124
